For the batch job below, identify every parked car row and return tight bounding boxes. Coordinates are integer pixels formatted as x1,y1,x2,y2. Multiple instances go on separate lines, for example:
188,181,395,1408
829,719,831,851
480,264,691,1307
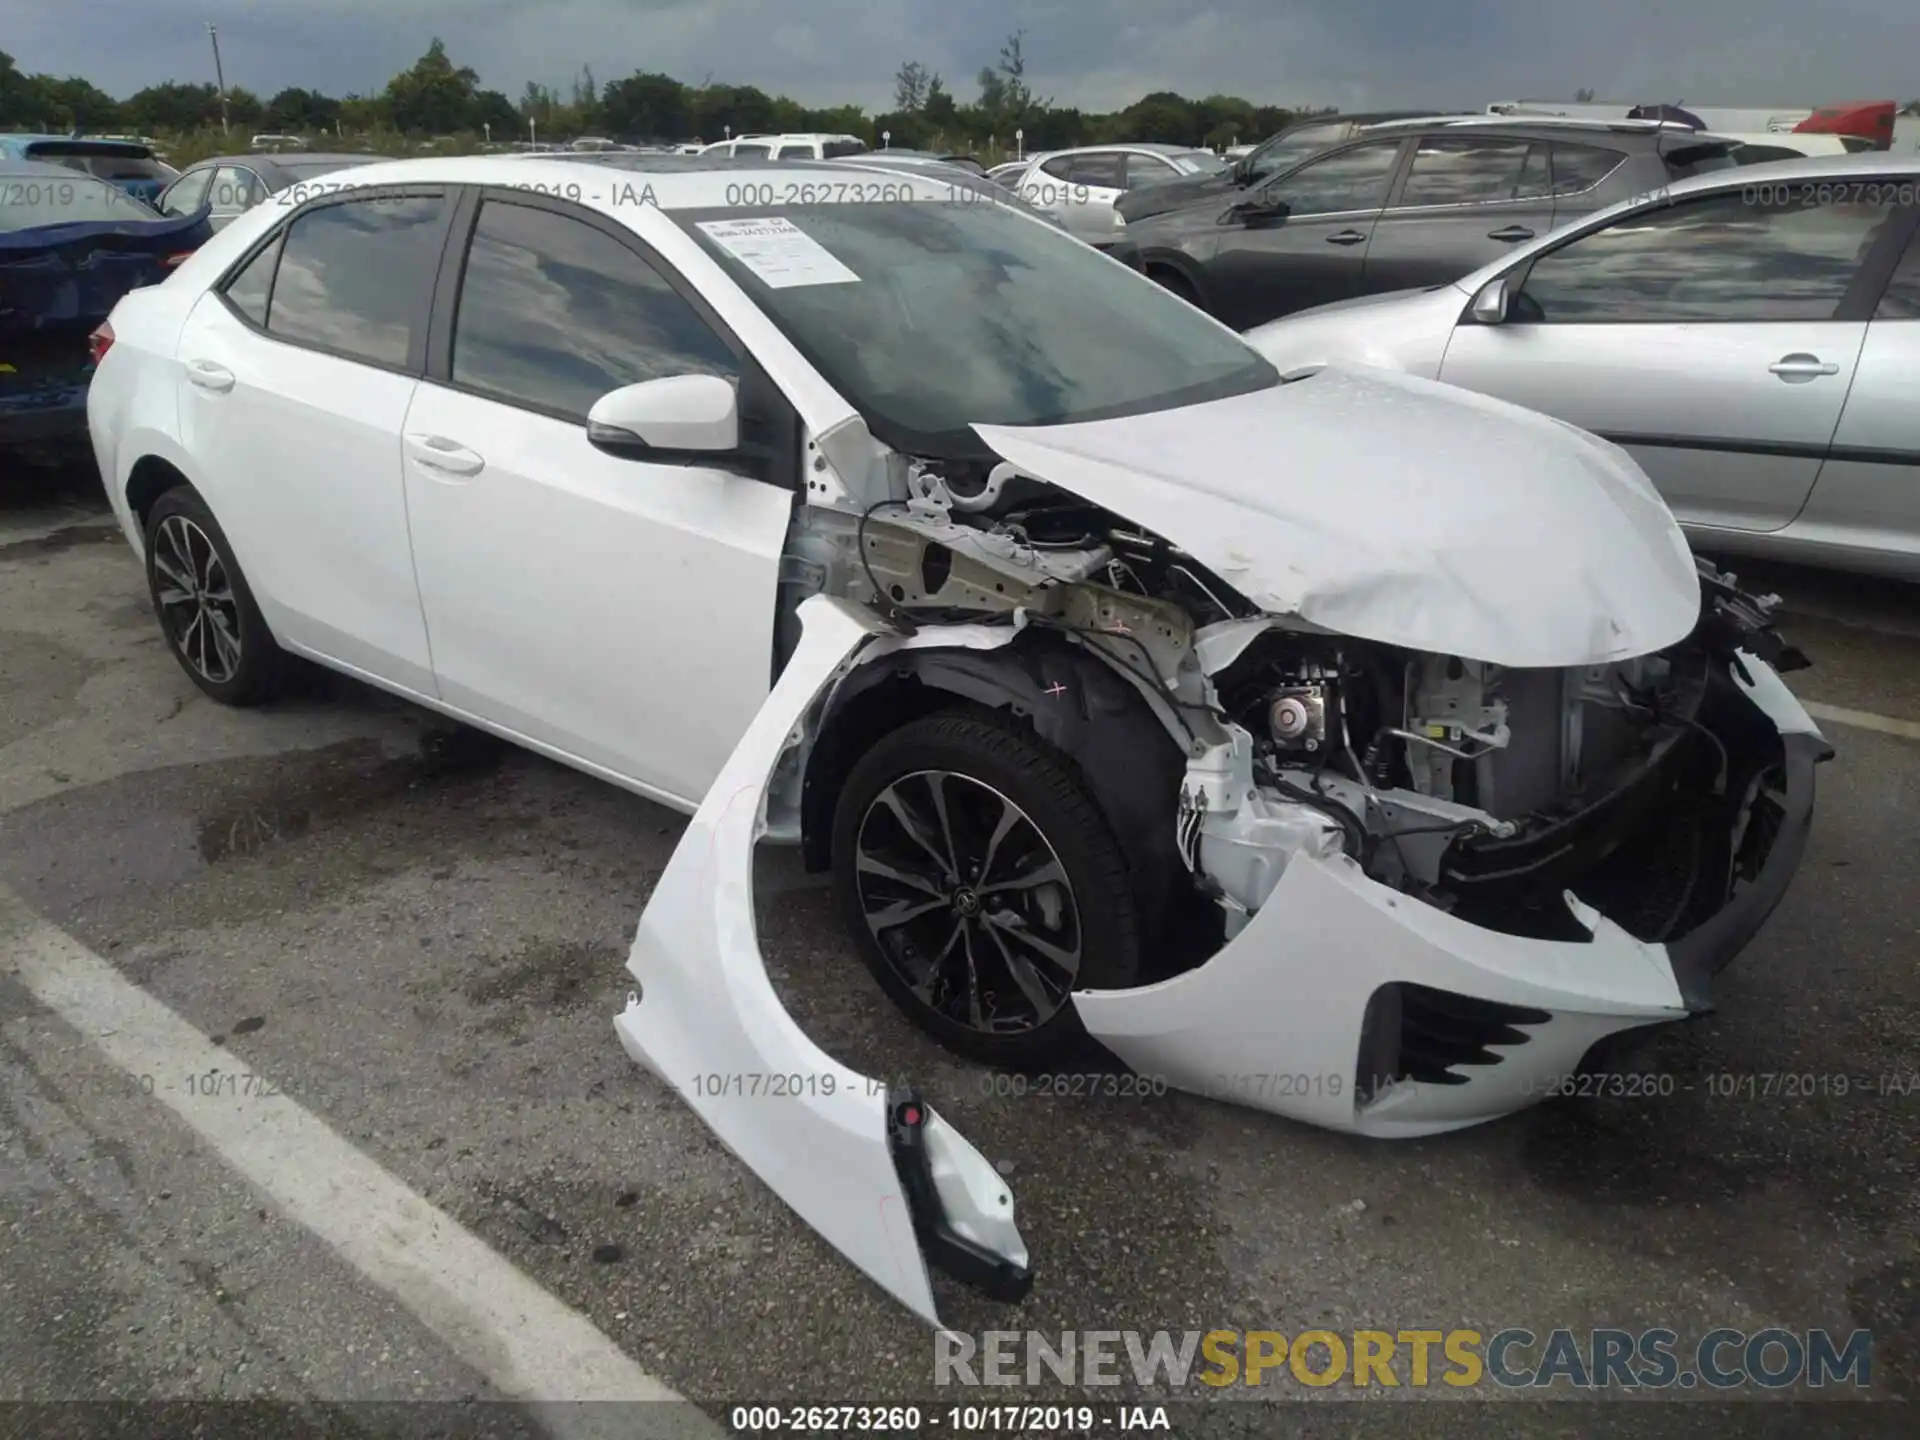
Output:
1247,151,1920,581
81,145,1826,1327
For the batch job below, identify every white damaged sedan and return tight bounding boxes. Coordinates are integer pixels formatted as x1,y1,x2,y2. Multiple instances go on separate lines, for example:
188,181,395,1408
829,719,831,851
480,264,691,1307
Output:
85,153,1828,1327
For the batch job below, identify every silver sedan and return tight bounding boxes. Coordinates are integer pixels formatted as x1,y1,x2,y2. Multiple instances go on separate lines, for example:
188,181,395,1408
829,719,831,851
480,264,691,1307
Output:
1013,143,1227,245
1244,153,1920,581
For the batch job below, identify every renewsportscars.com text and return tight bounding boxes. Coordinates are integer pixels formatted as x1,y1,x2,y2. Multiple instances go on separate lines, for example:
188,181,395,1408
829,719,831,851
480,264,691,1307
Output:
935,1327,1873,1391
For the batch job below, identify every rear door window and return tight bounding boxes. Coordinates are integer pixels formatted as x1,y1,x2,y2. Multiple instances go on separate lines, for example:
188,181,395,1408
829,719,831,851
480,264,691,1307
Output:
209,166,264,217
1068,153,1125,187
160,168,215,216
1396,136,1534,206
263,193,447,367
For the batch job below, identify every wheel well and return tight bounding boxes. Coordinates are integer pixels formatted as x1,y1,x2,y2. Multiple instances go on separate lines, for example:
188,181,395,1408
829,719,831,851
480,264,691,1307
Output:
800,635,1191,943
126,455,190,532
1144,259,1201,302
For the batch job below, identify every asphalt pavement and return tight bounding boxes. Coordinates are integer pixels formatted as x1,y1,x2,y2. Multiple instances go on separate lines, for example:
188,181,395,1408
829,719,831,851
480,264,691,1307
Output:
0,465,1914,1438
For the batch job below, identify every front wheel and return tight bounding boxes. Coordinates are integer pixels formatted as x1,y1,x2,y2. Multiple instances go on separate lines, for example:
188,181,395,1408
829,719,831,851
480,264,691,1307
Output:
830,711,1143,1069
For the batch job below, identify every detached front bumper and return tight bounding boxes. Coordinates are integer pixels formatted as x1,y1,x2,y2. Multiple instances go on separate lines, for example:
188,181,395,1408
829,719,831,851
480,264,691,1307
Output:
1076,647,1826,1137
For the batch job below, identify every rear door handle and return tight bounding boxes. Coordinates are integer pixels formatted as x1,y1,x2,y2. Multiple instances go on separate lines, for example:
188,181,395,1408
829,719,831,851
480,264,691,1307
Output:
1487,225,1535,242
404,433,486,477
1325,229,1368,246
1768,354,1840,381
183,358,234,393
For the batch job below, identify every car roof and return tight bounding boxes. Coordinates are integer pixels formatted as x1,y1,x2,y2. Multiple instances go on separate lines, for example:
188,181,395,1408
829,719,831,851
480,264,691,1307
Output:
1033,143,1199,159
283,153,976,208
2,133,155,151
0,157,113,180
180,152,370,172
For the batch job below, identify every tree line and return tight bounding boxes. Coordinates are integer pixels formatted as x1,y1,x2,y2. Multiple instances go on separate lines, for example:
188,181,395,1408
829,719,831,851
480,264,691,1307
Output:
0,33,1319,153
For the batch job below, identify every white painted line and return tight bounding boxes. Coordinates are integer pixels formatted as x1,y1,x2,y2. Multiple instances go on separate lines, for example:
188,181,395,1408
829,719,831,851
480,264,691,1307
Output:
0,883,719,1436
1803,701,1920,743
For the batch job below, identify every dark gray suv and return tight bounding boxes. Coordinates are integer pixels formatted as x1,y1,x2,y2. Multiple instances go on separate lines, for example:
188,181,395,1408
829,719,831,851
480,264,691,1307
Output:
1115,110,1465,224
1122,119,1745,330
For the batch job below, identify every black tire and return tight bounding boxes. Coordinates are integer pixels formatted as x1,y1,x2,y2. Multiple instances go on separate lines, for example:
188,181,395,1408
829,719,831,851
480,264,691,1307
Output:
143,484,287,706
1150,266,1202,309
830,710,1142,1069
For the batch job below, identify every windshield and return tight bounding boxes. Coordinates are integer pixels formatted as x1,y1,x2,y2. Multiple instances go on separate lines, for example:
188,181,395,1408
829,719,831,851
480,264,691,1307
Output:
0,172,161,232
24,142,168,181
1172,150,1229,174
821,139,869,158
676,199,1276,458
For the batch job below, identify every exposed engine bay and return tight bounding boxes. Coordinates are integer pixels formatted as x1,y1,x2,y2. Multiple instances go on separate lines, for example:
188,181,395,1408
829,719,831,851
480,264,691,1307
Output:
776,451,1814,963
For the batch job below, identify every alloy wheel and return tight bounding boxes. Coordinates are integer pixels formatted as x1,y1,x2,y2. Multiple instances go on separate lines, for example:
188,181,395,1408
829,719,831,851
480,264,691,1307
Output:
152,514,243,685
853,769,1083,1034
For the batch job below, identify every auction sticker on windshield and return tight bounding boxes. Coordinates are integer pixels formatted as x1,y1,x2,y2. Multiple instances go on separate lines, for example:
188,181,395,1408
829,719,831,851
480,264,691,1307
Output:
696,216,860,288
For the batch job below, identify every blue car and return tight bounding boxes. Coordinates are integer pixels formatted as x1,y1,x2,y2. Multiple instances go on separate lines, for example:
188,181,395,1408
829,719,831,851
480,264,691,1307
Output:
1,159,212,463
0,135,177,205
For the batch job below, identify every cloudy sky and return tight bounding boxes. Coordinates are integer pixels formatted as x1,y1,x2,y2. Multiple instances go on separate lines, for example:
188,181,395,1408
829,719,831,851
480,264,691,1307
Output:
8,0,1918,112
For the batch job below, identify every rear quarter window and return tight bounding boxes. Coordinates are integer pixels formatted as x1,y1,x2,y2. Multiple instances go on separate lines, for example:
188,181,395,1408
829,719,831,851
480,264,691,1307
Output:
1548,144,1628,195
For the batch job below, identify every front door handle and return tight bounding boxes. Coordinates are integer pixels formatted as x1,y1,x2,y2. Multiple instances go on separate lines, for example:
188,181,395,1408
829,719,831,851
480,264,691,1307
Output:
1487,225,1535,242
1325,229,1368,246
183,358,235,393
1768,354,1840,382
404,433,486,476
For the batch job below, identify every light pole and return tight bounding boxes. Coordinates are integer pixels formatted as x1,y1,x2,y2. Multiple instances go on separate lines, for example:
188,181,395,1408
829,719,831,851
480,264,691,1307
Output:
207,22,230,136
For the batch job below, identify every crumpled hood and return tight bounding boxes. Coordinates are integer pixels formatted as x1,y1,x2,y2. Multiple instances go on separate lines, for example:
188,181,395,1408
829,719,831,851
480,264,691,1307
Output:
973,363,1702,668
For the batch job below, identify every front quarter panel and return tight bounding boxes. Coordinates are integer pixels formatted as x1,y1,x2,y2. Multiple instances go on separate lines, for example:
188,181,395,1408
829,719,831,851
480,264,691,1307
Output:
1242,288,1464,378
613,595,1029,1326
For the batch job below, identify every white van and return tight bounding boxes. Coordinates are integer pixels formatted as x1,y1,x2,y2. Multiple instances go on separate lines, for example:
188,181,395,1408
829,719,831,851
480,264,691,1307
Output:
699,133,869,160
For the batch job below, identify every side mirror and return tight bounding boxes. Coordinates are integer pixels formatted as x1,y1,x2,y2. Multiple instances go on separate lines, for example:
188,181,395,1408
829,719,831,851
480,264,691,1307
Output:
587,374,739,458
1469,276,1511,325
1224,196,1287,226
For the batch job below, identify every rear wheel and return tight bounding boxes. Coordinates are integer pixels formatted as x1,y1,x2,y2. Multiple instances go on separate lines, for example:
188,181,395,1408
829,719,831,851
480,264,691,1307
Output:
144,485,287,706
831,711,1143,1069
1150,266,1202,309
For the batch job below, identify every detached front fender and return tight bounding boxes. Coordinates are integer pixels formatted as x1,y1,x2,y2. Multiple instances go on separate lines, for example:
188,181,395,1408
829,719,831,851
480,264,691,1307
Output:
614,595,1032,1324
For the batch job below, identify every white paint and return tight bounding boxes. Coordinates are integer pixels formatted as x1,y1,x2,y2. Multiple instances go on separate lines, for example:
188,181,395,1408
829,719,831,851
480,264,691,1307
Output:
1803,700,1920,743
0,884,713,1432
975,363,1701,668
1074,849,1687,1138
613,595,1027,1328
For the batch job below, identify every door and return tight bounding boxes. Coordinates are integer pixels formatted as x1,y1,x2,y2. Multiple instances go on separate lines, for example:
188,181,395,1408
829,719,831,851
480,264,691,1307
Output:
1360,134,1555,293
401,193,795,803
1800,213,1920,558
173,190,450,691
1439,187,1903,532
1203,138,1407,328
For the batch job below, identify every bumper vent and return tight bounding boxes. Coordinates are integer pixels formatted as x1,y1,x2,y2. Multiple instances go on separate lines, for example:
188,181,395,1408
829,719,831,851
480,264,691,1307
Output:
1357,982,1550,1103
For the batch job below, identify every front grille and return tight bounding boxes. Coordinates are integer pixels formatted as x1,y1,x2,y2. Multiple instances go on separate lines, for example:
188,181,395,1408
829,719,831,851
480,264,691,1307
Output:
1357,982,1549,1102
